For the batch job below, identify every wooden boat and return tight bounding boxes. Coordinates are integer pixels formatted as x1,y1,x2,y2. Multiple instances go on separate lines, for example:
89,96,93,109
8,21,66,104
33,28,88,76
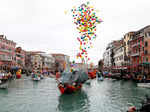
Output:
137,83,150,88
57,70,88,94
58,83,82,94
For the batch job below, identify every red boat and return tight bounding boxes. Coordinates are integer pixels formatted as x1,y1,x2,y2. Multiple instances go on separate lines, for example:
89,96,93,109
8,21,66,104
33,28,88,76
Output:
58,83,82,94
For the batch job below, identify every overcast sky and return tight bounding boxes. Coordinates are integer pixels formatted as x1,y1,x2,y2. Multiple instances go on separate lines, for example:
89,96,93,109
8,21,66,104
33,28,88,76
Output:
0,0,150,64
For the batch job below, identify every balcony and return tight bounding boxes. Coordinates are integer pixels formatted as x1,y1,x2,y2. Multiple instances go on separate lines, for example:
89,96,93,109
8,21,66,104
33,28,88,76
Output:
131,52,140,57
0,56,12,61
0,48,12,53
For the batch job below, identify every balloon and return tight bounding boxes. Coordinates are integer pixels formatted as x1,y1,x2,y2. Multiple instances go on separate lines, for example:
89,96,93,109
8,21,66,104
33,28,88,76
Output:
71,1,102,63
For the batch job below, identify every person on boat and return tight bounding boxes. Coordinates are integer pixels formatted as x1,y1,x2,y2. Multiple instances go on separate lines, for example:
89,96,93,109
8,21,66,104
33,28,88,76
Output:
127,106,136,112
97,71,101,78
56,71,61,79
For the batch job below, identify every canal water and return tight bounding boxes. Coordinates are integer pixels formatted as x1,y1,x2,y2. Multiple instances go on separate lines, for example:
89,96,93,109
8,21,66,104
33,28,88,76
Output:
0,76,150,112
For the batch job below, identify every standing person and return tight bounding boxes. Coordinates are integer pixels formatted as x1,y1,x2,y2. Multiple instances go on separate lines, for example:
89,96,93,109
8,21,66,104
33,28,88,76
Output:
56,71,60,79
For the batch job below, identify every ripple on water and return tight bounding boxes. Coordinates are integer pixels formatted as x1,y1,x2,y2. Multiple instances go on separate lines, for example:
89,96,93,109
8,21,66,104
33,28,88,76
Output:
1,77,150,112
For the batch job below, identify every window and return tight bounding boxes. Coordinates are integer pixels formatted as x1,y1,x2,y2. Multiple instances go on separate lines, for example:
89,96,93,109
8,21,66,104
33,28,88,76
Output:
139,47,140,52
148,32,150,37
138,39,140,43
145,41,148,47
146,57,149,62
136,49,138,53
143,57,145,62
145,33,147,38
144,50,148,55
127,41,129,45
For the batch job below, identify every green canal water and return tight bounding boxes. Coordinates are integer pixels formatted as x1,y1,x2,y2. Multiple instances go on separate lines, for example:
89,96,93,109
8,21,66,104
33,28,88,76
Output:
0,76,150,112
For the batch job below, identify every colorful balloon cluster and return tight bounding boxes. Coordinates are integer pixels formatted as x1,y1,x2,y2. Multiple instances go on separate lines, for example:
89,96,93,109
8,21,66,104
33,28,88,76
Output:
71,2,102,63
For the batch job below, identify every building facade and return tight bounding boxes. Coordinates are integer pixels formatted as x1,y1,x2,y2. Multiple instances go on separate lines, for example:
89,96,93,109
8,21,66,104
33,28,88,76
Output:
123,32,135,66
52,53,70,72
39,53,55,71
0,35,16,69
114,45,124,67
128,26,150,71
103,43,113,68
15,47,26,68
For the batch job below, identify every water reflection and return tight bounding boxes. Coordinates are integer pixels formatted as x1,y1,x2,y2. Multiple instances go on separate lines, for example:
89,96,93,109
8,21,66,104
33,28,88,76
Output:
0,89,8,96
57,90,90,112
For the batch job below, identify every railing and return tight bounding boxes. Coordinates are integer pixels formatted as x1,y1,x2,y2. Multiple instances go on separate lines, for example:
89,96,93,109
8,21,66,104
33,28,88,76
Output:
0,48,12,53
0,56,12,61
131,52,140,57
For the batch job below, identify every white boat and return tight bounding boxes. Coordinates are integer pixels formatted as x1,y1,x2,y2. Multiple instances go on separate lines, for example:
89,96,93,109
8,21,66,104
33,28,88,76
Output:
85,79,91,85
0,80,9,89
40,75,44,79
32,77,41,81
97,76,104,81
137,83,150,88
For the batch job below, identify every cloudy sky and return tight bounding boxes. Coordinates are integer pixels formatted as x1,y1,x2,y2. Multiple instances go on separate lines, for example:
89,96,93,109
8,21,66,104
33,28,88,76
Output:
0,0,150,64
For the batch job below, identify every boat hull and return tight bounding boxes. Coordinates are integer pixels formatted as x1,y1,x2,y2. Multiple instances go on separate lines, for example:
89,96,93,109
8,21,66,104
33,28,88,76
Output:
58,83,82,94
0,81,9,89
32,77,41,81
137,83,150,88
97,76,104,81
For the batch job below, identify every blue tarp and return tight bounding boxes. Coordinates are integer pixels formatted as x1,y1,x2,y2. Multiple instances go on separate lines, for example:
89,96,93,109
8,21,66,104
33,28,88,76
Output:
59,70,89,84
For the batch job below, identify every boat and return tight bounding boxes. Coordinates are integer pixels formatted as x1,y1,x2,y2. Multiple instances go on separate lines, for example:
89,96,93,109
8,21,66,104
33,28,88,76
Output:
127,95,150,112
85,79,91,85
32,73,41,81
96,71,104,81
0,72,11,89
0,80,9,89
58,83,82,94
40,74,44,79
97,76,104,81
57,70,89,94
137,83,150,88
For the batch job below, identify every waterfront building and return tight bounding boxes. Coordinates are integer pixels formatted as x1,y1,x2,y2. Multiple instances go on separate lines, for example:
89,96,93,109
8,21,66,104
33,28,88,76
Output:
15,47,26,68
103,43,113,68
0,35,16,69
25,51,44,72
39,53,55,72
52,53,70,72
128,26,150,72
123,32,135,66
103,40,123,69
114,43,124,67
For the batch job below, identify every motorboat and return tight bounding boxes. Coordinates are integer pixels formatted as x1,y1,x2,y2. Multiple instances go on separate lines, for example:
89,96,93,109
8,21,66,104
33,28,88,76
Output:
85,79,91,85
0,72,11,89
0,80,9,89
96,72,104,81
97,76,104,81
32,73,41,81
137,83,150,88
32,77,41,81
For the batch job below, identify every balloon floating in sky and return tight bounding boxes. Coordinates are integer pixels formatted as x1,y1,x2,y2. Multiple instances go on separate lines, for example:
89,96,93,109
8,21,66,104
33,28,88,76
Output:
71,2,102,63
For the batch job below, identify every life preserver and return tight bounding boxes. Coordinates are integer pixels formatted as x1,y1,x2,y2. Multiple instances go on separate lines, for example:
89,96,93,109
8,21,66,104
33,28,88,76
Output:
137,75,143,81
